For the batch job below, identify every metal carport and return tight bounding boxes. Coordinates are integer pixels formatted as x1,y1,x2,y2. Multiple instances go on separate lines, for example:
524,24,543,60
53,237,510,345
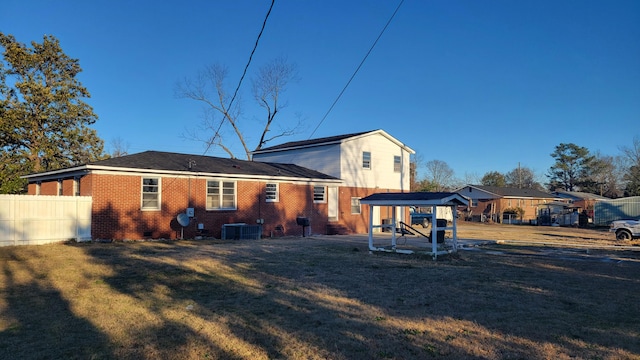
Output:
360,192,470,259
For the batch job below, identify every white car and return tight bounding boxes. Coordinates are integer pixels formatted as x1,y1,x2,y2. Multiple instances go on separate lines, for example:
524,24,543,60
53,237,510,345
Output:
610,218,640,240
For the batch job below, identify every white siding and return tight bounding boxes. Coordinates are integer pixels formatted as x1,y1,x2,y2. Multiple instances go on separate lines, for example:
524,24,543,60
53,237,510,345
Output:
457,186,497,200
253,131,412,191
0,195,92,246
253,144,342,178
340,133,410,190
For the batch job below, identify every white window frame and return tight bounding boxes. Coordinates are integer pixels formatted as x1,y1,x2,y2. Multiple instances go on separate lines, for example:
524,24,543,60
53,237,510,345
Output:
141,177,161,211
393,155,401,173
36,182,41,195
351,197,361,214
471,199,478,207
74,177,81,196
362,151,371,169
207,179,237,210
265,182,279,202
313,186,326,203
57,179,63,196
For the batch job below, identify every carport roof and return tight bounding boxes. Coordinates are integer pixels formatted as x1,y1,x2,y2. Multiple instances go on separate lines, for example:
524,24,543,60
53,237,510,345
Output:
360,192,469,206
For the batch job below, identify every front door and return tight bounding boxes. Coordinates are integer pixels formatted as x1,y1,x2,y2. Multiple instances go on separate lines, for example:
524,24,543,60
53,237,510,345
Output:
328,186,338,221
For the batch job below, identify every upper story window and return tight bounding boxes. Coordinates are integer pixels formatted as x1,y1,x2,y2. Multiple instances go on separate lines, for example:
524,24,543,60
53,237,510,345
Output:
141,177,160,210
362,151,371,169
266,183,278,202
393,156,401,172
313,186,326,203
207,180,236,210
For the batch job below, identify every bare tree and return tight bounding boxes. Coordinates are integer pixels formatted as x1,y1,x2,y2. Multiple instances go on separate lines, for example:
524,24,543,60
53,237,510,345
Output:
505,166,543,189
410,152,424,191
619,136,640,166
424,159,454,192
176,58,298,160
617,137,640,196
110,137,130,158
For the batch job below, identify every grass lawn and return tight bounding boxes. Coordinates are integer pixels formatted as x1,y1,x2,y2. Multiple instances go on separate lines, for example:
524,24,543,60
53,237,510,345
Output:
0,223,639,359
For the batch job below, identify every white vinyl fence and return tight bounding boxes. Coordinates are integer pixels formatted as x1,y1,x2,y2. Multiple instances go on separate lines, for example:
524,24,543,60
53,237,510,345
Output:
0,195,92,246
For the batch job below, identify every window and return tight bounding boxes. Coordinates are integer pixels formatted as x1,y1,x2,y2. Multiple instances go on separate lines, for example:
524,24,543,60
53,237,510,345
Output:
351,197,361,214
313,186,326,203
74,177,81,196
207,180,236,210
266,183,278,202
362,151,371,169
471,199,478,207
141,177,160,210
393,155,401,172
36,182,41,195
57,179,63,196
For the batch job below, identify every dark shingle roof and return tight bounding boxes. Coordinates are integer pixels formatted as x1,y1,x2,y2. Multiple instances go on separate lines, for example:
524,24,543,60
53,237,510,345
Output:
471,185,555,198
89,151,339,180
552,190,610,200
360,192,469,206
253,130,374,153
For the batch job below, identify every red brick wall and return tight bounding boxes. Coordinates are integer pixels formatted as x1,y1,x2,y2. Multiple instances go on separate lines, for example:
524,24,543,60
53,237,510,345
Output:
40,181,58,195
88,174,343,240
29,172,392,240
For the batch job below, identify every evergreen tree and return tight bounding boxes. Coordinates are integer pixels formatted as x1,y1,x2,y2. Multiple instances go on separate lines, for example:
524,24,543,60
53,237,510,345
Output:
0,33,106,193
547,143,594,191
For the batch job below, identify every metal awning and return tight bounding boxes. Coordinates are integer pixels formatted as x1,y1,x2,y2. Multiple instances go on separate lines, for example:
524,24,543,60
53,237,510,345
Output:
360,192,469,207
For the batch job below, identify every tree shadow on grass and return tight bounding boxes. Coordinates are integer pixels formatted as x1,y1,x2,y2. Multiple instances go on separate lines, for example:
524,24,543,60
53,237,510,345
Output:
0,247,114,359
18,237,637,359
80,240,448,359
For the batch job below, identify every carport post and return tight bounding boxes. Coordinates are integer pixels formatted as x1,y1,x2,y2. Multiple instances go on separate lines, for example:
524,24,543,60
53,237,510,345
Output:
431,205,437,256
368,204,374,251
451,205,458,252
391,206,397,249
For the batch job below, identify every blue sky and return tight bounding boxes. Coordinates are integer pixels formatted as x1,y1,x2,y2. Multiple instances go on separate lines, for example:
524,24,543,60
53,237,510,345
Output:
3,0,639,183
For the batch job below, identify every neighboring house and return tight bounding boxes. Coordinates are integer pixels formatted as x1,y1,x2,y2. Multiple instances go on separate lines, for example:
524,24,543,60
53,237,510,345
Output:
253,129,415,232
24,151,342,240
456,185,558,223
23,130,414,240
551,190,609,219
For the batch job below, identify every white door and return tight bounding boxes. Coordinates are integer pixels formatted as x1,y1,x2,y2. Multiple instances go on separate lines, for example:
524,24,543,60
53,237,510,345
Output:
328,186,338,221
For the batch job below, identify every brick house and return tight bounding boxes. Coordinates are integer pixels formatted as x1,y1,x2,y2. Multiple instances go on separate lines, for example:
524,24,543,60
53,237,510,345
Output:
551,190,609,220
23,130,414,240
456,185,558,223
253,129,415,233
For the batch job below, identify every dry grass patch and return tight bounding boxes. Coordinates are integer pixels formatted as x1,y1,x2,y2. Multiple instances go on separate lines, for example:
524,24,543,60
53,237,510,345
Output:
0,224,639,359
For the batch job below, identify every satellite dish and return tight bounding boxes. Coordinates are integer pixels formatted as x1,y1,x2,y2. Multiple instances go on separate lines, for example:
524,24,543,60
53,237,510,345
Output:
177,213,190,227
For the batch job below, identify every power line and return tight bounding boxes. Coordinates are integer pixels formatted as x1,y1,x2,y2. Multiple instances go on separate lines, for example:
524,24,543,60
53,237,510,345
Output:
204,0,276,155
309,0,404,139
